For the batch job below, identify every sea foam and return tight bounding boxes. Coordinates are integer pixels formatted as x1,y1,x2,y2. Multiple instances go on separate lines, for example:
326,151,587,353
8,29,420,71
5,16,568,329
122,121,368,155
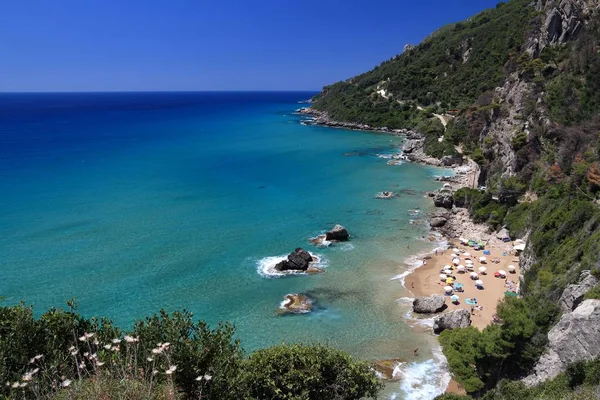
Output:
256,252,327,278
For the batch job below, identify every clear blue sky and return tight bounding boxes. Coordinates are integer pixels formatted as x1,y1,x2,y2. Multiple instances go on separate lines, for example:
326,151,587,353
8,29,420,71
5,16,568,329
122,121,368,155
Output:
0,0,503,92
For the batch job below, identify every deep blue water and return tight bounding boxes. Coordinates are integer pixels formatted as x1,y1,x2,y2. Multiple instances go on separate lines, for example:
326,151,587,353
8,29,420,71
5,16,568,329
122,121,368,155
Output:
0,92,450,399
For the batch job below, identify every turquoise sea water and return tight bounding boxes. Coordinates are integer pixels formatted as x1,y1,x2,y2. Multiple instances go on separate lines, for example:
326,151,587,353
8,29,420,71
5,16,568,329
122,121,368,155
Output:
0,92,450,399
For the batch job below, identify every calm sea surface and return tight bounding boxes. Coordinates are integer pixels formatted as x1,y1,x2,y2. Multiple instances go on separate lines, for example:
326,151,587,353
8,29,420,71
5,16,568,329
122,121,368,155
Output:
0,92,450,399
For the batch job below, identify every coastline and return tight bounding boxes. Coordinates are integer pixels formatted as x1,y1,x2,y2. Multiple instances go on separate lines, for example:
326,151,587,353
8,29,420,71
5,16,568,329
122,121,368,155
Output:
296,104,521,397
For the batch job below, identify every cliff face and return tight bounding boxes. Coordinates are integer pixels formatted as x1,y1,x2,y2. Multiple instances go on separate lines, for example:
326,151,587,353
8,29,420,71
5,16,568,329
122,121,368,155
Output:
312,0,600,393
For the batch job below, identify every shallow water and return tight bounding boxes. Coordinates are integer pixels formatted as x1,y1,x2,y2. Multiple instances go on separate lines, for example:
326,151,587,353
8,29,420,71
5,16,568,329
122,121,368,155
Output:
0,92,451,399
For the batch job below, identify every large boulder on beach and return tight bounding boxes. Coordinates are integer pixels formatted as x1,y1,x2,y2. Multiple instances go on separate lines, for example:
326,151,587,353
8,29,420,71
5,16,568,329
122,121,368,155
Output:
275,248,313,271
325,224,349,241
430,217,448,228
433,192,454,209
413,295,447,314
433,309,471,334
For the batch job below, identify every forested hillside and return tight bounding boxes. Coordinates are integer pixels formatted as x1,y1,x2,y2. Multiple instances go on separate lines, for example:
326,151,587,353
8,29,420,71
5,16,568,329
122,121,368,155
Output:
313,0,600,398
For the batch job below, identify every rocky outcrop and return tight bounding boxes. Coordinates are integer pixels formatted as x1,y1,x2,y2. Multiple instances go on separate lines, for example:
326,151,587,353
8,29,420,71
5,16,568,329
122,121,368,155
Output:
523,299,600,386
430,217,448,228
325,224,349,241
376,191,395,199
413,295,447,314
433,309,471,334
527,0,597,57
278,294,313,314
433,191,454,209
296,107,413,135
558,270,599,313
275,248,313,272
402,139,422,154
496,227,510,240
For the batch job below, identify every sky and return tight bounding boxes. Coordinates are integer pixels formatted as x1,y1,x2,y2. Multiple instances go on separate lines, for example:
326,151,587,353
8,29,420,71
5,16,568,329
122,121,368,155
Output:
0,0,504,92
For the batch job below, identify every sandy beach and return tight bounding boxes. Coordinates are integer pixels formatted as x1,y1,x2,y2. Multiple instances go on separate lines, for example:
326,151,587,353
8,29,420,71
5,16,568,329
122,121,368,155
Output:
405,240,520,329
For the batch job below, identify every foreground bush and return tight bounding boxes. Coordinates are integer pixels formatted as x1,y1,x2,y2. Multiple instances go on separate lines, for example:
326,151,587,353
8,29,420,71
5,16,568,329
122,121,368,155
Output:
0,302,382,399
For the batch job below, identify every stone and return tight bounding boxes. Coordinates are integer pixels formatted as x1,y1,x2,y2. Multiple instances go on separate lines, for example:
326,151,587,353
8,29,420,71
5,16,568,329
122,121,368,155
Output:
413,295,447,314
402,139,422,154
524,300,600,386
278,293,313,314
433,309,471,334
430,217,448,228
325,224,349,241
558,270,599,313
496,227,510,240
275,248,313,271
376,191,395,199
433,191,454,209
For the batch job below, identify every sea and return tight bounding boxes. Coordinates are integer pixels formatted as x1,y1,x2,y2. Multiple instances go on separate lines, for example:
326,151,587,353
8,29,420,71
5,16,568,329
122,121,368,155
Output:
0,91,451,399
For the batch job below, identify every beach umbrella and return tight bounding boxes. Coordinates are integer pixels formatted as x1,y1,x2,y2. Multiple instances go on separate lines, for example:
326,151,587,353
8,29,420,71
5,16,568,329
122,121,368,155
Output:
504,291,518,298
443,269,453,275
452,248,460,253
457,266,466,272
451,295,459,303
475,279,484,286
479,256,487,263
478,266,487,273
446,278,454,284
452,258,460,265
498,270,507,276
465,259,474,264
444,264,452,270
464,252,471,258
470,272,478,279
439,274,447,281
508,265,516,272
444,286,453,293
459,237,467,243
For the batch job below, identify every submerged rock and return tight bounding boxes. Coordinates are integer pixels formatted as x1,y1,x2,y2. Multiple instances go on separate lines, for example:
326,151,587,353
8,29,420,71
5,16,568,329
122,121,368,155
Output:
433,309,471,334
374,359,405,381
375,191,396,199
275,248,313,271
278,294,313,314
413,295,447,314
325,224,349,241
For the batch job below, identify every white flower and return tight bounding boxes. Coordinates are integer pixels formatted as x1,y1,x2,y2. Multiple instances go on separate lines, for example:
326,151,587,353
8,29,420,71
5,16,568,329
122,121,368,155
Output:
203,374,212,381
78,335,87,342
111,346,120,352
70,349,78,356
31,368,40,375
195,376,203,381
103,344,112,350
68,346,76,351
162,342,170,348
21,374,32,382
151,348,162,355
61,379,72,387
19,382,27,388
90,353,97,360
29,357,36,364
147,357,154,362
111,338,121,344
79,362,86,369
96,361,105,367
165,365,177,375
83,352,89,358
93,339,100,346
152,370,159,376
85,332,95,339
34,354,43,360
11,382,19,388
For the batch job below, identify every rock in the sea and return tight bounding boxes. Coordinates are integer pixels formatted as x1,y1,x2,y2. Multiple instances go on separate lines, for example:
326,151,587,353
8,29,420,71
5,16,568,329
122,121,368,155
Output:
433,309,471,334
433,191,454,209
325,224,349,241
278,293,313,314
430,217,448,228
413,295,447,314
524,299,600,386
376,191,395,199
558,270,599,313
275,248,313,271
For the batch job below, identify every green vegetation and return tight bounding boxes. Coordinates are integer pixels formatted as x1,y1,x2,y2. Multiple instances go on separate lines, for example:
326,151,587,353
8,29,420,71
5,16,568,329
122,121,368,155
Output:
435,358,600,400
312,0,534,141
0,302,382,400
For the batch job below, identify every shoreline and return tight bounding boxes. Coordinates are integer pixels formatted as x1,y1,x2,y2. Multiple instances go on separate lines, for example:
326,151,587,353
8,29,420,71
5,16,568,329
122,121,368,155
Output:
295,105,512,397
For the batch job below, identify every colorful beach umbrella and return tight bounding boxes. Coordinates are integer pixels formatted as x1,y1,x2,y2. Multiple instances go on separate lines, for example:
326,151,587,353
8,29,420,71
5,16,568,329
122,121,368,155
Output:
478,266,487,273
451,295,459,303
475,280,484,286
444,286,453,293
504,291,518,297
498,270,507,276
446,278,454,284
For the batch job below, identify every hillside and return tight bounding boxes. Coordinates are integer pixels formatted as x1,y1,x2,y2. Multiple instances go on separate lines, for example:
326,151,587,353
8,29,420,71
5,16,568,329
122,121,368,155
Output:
312,0,600,397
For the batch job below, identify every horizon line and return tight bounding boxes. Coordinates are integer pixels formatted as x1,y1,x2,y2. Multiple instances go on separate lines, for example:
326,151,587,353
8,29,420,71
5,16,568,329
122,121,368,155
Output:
0,89,321,94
